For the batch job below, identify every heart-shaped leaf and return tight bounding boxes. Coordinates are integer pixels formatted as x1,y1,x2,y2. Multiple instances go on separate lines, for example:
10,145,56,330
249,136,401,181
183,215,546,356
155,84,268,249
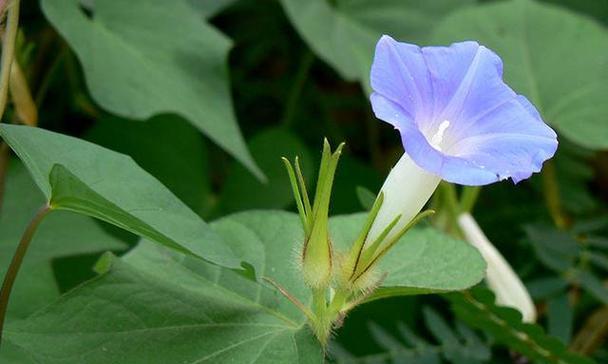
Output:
0,124,240,268
432,0,608,149
280,0,473,90
41,0,263,178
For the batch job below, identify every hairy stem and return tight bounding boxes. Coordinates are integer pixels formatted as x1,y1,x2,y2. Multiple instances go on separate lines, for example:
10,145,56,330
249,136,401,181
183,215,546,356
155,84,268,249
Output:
0,204,51,345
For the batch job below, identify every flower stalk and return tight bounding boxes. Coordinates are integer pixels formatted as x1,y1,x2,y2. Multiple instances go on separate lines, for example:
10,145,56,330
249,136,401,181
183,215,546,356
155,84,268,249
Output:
0,204,51,345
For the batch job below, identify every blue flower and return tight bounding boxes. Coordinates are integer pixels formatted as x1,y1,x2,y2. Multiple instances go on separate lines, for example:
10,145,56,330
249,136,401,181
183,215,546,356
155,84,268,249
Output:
370,35,557,186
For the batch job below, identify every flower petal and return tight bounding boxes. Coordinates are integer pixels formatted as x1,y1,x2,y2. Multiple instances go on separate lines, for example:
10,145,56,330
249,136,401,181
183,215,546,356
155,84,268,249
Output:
370,35,432,124
370,36,558,185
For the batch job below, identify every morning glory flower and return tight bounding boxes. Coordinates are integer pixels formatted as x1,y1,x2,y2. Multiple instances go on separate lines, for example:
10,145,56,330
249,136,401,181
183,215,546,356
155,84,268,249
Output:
367,35,558,243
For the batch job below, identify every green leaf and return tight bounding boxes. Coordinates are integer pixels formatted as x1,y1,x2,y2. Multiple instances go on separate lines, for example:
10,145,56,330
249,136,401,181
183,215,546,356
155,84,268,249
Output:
0,124,240,268
432,0,608,150
0,161,127,322
446,288,595,364
86,115,211,213
547,294,573,345
280,0,473,90
355,186,376,211
330,214,486,298
525,224,608,304
525,225,580,272
217,127,313,214
3,217,324,363
40,0,263,178
3,209,484,362
527,277,568,299
188,0,238,19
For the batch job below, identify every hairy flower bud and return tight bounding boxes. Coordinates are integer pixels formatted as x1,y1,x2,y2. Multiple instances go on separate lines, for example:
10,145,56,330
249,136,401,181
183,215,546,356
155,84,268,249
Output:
284,140,344,288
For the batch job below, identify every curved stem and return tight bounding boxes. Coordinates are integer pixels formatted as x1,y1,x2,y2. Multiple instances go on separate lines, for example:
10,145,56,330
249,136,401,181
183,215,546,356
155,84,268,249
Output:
281,50,314,128
0,0,20,214
541,160,569,229
0,204,51,346
0,0,21,118
9,57,37,126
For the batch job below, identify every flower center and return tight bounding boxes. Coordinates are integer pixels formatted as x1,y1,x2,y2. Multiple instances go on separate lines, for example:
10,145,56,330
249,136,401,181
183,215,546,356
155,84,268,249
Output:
429,120,450,151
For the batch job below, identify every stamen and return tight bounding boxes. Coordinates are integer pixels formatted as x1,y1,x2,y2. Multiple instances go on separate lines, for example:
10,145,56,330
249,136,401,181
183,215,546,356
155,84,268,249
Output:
430,120,450,151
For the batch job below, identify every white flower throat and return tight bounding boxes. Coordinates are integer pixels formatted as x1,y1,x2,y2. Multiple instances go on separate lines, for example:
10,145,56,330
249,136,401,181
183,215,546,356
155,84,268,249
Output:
366,121,450,245
430,120,450,151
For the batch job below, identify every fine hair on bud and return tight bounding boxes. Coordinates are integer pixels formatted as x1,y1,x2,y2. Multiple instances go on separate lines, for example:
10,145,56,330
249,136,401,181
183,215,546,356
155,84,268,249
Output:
350,265,381,294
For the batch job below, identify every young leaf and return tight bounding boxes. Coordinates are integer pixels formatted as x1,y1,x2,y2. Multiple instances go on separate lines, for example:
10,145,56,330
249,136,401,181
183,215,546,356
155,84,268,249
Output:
446,288,595,364
40,0,263,179
432,0,608,150
0,124,240,268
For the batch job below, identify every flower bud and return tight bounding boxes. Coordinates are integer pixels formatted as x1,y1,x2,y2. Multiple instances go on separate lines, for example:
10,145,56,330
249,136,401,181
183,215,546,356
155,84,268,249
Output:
284,140,344,288
458,213,537,322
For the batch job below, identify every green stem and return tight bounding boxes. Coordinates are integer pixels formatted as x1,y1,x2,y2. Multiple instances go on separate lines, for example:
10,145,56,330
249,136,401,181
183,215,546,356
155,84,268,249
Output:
314,289,350,347
311,287,331,345
460,186,481,213
436,182,468,239
0,204,51,346
34,45,65,107
311,288,326,318
281,50,314,128
541,160,568,229
0,0,20,119
440,182,461,231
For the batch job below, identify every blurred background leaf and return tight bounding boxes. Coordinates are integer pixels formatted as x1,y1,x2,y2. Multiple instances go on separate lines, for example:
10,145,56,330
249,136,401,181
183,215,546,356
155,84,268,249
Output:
40,0,263,178
432,0,608,150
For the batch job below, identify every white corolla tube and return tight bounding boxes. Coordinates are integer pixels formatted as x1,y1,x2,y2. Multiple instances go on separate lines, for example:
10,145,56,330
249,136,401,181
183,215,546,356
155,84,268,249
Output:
366,153,441,244
458,212,537,322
